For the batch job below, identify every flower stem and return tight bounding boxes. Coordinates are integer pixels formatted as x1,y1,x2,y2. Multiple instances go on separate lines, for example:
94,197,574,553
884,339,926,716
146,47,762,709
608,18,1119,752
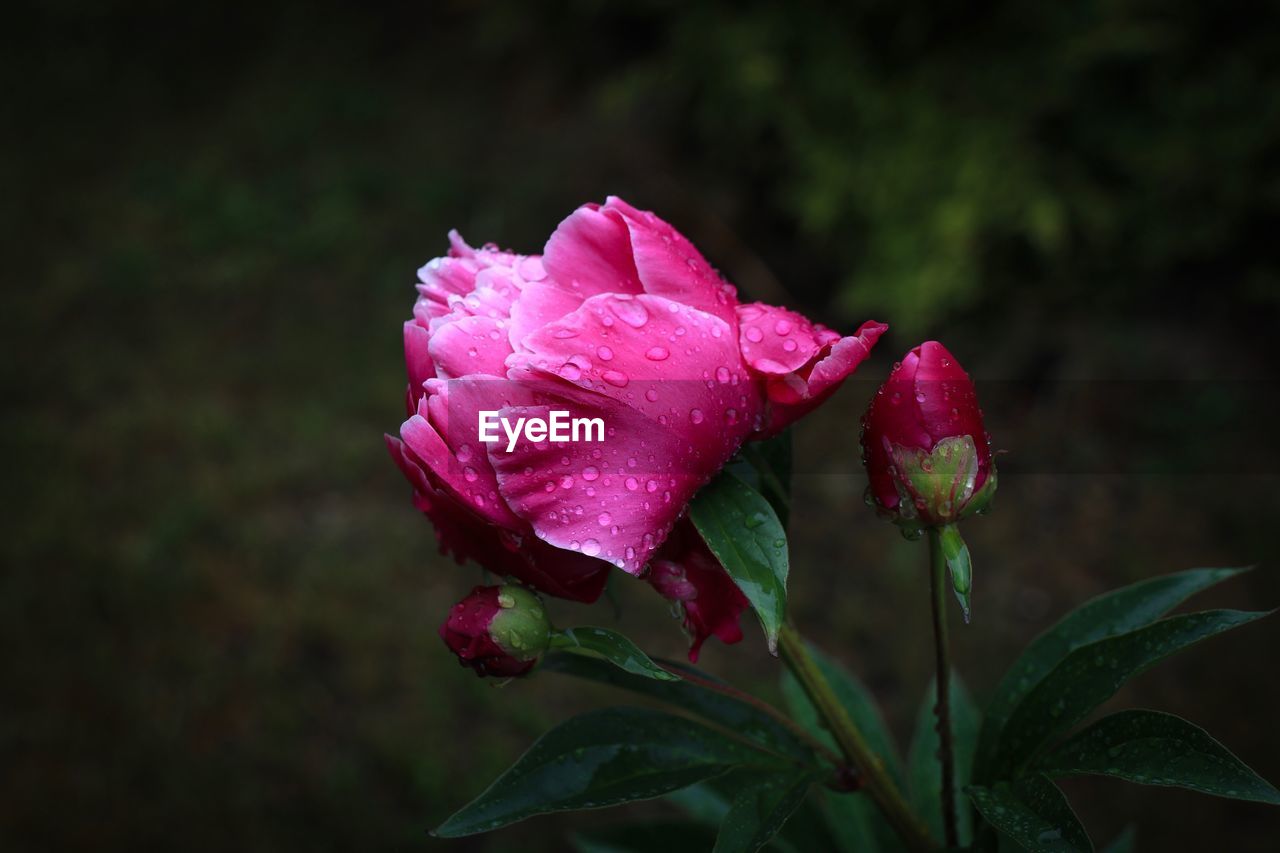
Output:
927,528,959,847
664,664,846,768
777,624,936,852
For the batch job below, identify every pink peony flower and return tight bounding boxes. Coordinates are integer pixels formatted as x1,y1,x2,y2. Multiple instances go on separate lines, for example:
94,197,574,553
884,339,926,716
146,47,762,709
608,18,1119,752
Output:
389,197,885,650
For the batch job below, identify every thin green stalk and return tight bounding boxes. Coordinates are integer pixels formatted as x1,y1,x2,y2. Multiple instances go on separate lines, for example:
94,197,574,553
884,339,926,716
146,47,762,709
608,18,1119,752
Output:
778,624,936,852
665,664,846,768
928,528,959,847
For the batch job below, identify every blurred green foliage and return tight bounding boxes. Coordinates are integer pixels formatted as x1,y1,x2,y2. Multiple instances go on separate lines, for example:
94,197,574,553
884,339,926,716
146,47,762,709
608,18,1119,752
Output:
3,1,1279,851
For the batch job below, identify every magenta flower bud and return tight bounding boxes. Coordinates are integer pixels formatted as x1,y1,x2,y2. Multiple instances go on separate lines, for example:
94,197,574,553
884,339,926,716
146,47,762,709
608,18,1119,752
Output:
860,341,996,533
439,585,551,678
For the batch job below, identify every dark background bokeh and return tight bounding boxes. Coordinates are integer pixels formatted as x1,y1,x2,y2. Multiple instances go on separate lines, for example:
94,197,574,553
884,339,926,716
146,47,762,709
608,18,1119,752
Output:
4,1,1279,850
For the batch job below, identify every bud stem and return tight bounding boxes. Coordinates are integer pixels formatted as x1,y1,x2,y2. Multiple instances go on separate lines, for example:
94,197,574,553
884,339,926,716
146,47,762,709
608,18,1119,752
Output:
778,624,936,852
927,528,959,848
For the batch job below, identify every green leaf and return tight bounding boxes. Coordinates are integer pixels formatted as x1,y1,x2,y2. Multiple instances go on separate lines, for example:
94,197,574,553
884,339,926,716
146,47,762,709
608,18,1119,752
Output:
968,775,1092,852
819,792,897,853
736,428,793,528
550,626,680,681
572,821,720,853
1037,709,1280,804
433,706,785,837
975,567,1251,781
771,795,846,853
690,472,790,653
713,768,820,853
907,672,981,846
938,524,973,622
779,641,905,786
991,609,1269,777
542,652,818,762
667,781,733,824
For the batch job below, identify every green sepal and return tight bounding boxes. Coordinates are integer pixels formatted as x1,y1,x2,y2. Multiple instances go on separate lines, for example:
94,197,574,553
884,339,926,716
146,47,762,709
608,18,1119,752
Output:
889,434,984,528
489,585,552,660
939,524,973,622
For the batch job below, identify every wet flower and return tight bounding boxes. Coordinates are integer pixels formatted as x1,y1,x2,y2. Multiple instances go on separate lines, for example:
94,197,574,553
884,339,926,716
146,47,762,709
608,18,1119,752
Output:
439,585,551,678
861,341,996,532
390,197,884,654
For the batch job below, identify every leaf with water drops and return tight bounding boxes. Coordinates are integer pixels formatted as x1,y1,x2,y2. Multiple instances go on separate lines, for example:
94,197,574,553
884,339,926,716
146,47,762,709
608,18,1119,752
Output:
1036,709,1280,804
968,774,1092,852
712,768,821,853
432,706,788,837
690,472,790,654
550,626,680,681
975,566,1252,782
542,652,818,762
907,672,980,846
989,608,1270,778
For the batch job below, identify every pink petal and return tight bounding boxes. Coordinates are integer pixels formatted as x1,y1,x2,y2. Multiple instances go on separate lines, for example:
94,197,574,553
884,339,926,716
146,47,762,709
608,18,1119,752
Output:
604,197,739,323
542,204,643,298
487,399,704,575
762,320,888,434
735,303,822,375
415,230,527,326
507,281,586,351
427,315,513,379
385,435,609,602
404,321,434,409
647,521,748,662
401,378,547,530
485,293,760,575
509,292,761,432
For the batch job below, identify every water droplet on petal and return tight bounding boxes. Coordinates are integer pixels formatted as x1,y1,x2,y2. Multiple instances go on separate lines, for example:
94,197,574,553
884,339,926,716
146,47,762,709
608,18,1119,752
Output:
745,326,764,343
582,466,600,481
581,538,601,557
596,345,614,361
602,370,629,387
612,299,649,328
645,346,669,361
597,511,612,526
690,409,705,424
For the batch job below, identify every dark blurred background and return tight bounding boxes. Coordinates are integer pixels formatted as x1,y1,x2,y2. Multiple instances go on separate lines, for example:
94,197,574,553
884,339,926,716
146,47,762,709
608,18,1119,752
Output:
4,1,1279,850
